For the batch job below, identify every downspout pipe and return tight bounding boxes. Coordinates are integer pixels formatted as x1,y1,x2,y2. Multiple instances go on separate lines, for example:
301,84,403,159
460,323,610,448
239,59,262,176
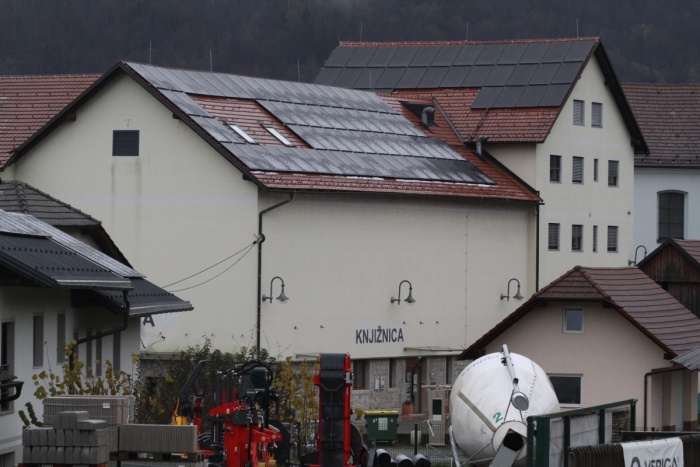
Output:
256,193,295,356
70,290,131,370
535,193,540,291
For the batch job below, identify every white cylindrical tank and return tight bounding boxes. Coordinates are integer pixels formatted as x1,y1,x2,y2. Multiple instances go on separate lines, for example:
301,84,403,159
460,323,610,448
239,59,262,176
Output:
449,348,560,464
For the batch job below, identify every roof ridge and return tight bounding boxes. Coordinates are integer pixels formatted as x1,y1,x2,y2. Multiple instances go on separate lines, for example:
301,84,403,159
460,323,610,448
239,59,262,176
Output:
340,37,600,47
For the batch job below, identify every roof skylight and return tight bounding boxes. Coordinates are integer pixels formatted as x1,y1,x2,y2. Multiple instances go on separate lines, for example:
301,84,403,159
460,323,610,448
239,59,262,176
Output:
228,123,257,144
263,125,294,147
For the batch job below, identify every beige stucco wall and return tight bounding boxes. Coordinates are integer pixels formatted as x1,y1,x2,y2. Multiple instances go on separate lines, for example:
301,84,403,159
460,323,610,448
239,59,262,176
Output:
479,301,694,429
11,73,537,360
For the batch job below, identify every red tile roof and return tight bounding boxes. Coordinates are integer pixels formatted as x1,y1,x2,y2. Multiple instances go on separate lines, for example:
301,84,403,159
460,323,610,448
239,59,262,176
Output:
622,83,700,168
638,238,700,270
0,74,99,167
674,240,700,265
460,266,700,360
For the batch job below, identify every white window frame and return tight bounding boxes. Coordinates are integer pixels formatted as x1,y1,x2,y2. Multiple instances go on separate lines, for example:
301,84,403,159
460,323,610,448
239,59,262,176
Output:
564,307,584,333
591,102,603,128
548,223,560,251
549,374,582,406
572,156,584,184
573,99,585,126
550,155,562,183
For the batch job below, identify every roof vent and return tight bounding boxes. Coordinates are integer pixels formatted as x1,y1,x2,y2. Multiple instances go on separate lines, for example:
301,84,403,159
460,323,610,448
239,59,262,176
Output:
421,106,435,128
475,136,489,156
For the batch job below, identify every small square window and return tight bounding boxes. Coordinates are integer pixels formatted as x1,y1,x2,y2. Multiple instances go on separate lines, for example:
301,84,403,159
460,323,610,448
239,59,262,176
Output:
608,160,619,187
591,102,602,127
549,375,582,405
564,308,584,332
571,224,583,252
607,226,619,252
112,130,140,156
550,155,562,182
572,156,584,184
548,223,560,251
573,99,585,126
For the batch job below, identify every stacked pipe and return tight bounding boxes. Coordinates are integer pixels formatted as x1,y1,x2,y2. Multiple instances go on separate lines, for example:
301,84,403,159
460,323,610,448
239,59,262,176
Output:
374,449,431,467
22,410,110,464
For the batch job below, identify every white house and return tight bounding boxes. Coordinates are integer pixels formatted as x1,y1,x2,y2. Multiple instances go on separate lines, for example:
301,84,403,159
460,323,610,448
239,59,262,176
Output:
315,37,648,287
3,62,541,414
622,83,700,261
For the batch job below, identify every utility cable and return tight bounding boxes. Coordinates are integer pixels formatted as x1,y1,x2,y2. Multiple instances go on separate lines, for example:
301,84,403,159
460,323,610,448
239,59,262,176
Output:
167,242,256,292
163,239,257,288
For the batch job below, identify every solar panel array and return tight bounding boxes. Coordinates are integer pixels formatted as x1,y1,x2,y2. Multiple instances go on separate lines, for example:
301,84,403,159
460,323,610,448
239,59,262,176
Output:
128,63,495,185
314,40,596,109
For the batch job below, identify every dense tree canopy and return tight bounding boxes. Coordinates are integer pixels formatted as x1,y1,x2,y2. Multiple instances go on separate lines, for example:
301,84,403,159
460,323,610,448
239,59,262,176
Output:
1,0,698,83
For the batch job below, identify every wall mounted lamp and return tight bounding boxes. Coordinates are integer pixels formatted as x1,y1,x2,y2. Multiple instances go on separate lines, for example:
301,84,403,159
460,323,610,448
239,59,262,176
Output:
628,245,648,266
391,280,416,305
262,276,288,304
500,278,524,301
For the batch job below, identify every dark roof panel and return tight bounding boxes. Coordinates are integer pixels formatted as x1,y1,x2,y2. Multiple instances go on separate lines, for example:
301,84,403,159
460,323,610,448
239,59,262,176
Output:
541,41,573,63
375,67,406,89
516,84,548,107
432,46,462,66
484,65,515,86
367,46,398,67
440,66,471,87
355,68,383,90
411,47,441,66
462,66,494,87
539,83,570,107
85,278,193,317
333,68,364,89
552,62,582,84
389,46,420,67
494,86,526,108
347,46,378,67
417,67,449,88
530,63,560,85
324,46,357,67
519,42,551,64
475,44,506,65
471,87,503,109
314,67,342,86
396,67,428,88
565,40,595,62
498,43,528,64
453,44,484,65
507,64,538,86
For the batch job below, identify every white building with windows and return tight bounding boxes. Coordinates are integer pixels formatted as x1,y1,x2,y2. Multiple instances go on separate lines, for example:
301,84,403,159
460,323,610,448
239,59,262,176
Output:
623,83,700,259
316,37,647,287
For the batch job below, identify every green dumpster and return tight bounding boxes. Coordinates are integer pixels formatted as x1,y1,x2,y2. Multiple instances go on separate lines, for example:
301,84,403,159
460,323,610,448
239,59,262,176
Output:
364,410,399,443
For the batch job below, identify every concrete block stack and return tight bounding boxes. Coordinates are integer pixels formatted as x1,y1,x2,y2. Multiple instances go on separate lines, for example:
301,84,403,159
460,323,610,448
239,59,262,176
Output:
118,425,202,467
22,410,110,465
43,395,135,454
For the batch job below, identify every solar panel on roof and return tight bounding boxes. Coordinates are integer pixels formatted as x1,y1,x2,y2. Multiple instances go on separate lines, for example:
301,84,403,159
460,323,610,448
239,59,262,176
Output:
375,67,405,89
155,68,191,92
541,41,573,63
484,65,515,86
356,68,384,90
389,47,420,66
493,86,526,108
471,86,503,108
191,116,240,143
324,46,357,67
334,68,363,89
396,67,428,88
551,62,582,84
539,83,570,107
432,46,462,66
160,90,210,117
564,41,595,62
196,73,235,97
475,44,506,65
314,67,342,86
462,65,494,87
411,47,440,66
453,45,484,65
368,46,398,67
519,42,550,64
347,47,378,67
498,43,528,64
507,64,538,86
129,64,173,90
440,66,471,87
211,73,252,98
182,70,219,95
529,63,560,85
516,84,548,107
417,67,449,88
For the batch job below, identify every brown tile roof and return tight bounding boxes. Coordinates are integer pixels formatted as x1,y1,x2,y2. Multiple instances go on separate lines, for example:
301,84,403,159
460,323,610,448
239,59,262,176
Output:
674,240,700,265
638,238,700,270
622,83,700,168
0,74,99,167
460,266,700,360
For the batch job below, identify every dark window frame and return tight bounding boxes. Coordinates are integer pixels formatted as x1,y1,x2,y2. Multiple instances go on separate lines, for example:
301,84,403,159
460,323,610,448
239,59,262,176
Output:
352,359,368,390
571,224,583,252
548,223,560,251
591,102,603,128
572,156,584,184
608,160,619,187
564,307,584,333
550,155,562,182
607,226,619,252
658,191,685,241
573,99,585,126
112,130,140,157
549,375,582,405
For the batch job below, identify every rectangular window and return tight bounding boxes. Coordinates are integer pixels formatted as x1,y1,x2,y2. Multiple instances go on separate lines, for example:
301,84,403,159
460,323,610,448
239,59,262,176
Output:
593,159,599,182
57,313,65,364
564,308,584,332
549,375,582,405
33,315,44,367
608,160,619,186
571,224,583,252
389,359,396,388
263,125,294,147
1,321,15,412
550,155,562,182
658,192,685,240
548,223,560,251
228,123,257,144
573,99,585,125
591,102,603,127
112,130,140,156
607,226,619,252
352,360,368,390
572,156,584,184
592,225,598,253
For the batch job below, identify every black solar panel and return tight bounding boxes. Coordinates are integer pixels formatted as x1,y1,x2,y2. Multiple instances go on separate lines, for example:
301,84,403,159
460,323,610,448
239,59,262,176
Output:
462,66,494,87
334,68,363,89
347,47,377,67
484,65,515,86
396,67,428,88
498,43,528,64
440,66,471,87
355,68,384,90
494,86,525,108
541,41,573,63
314,67,342,86
515,85,547,107
432,46,462,66
368,46,398,67
453,45,484,65
529,63,560,85
191,116,240,143
471,87,503,108
565,40,595,62
475,44,506,65
507,64,538,86
417,67,449,88
375,67,406,89
552,62,581,84
324,46,357,67
160,90,210,117
411,47,440,66
539,83,570,106
389,46,420,66
519,42,550,64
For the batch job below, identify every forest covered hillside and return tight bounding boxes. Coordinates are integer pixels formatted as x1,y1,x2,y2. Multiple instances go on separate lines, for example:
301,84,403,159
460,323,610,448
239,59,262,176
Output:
0,0,698,84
